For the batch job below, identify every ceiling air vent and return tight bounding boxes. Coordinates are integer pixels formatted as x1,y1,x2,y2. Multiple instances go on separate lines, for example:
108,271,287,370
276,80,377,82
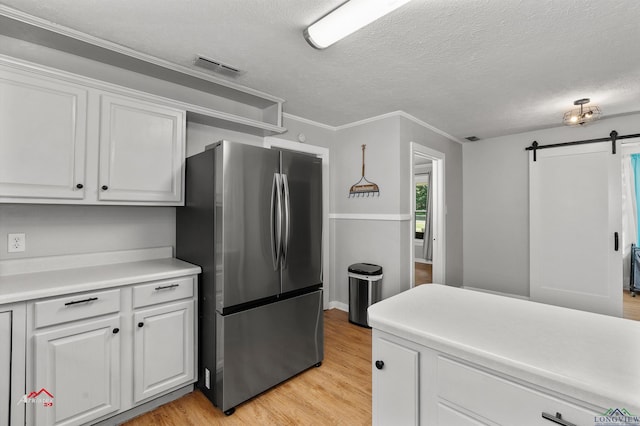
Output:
194,55,244,78
465,136,480,142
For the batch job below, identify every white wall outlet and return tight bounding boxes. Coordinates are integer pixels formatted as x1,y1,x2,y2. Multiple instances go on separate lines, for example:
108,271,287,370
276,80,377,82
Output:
8,233,26,253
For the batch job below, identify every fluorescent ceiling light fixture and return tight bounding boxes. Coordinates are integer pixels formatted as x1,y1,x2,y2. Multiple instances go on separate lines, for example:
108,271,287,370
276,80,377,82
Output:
304,0,412,49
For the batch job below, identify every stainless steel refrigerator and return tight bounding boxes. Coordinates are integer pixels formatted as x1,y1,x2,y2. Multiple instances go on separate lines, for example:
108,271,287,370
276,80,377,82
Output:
176,140,323,415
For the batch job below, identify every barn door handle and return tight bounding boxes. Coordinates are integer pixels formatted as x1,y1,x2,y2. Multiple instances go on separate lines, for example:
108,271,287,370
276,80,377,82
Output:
615,232,619,251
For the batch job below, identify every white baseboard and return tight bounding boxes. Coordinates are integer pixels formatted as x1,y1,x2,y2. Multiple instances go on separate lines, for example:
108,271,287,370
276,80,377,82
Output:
414,258,432,264
463,286,530,300
327,301,349,312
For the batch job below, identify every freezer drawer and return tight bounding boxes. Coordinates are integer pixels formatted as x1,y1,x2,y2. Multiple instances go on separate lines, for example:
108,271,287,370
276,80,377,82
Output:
214,289,323,411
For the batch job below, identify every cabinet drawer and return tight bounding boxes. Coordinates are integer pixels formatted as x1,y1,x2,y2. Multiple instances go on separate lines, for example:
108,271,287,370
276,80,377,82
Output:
132,276,194,308
34,289,120,329
437,357,599,426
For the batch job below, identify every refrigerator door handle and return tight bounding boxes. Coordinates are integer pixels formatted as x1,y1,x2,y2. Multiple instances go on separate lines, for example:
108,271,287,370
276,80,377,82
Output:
282,173,291,267
271,173,283,271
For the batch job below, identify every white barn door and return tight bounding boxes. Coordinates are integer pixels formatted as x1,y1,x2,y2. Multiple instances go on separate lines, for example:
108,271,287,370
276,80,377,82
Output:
530,142,622,316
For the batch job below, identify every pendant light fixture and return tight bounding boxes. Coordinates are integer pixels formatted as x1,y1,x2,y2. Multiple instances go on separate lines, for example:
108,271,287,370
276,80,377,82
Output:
563,98,602,126
304,0,412,49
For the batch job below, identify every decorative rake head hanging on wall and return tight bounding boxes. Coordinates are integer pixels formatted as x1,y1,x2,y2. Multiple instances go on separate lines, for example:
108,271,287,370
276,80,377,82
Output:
348,144,380,197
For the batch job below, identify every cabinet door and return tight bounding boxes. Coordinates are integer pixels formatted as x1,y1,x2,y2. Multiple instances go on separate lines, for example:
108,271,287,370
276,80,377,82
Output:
33,316,120,426
372,336,420,426
98,94,185,203
133,300,194,403
0,68,87,199
0,312,10,425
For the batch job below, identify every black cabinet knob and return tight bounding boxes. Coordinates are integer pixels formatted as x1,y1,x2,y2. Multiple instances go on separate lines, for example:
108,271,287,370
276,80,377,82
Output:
375,360,384,370
101,185,109,191
138,322,144,328
76,183,83,189
112,328,119,334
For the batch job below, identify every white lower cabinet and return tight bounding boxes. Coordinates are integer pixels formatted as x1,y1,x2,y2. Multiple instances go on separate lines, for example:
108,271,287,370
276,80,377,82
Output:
33,317,121,426
1,304,27,426
1,311,11,425
133,300,194,403
27,275,197,425
372,337,419,426
372,330,600,426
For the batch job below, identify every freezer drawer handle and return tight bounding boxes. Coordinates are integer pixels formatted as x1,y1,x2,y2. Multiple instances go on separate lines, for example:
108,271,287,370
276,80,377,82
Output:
155,283,180,291
64,297,98,306
375,360,384,370
541,412,576,426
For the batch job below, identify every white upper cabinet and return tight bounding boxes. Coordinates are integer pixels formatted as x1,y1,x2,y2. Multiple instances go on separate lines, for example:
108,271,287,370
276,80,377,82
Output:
0,59,186,206
98,95,185,203
0,68,87,200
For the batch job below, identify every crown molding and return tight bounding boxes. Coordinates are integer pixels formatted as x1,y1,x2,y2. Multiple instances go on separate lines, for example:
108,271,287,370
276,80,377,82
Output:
282,113,337,131
285,110,463,145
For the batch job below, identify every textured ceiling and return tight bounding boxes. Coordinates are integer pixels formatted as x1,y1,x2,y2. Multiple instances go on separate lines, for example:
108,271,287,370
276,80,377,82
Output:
3,0,640,140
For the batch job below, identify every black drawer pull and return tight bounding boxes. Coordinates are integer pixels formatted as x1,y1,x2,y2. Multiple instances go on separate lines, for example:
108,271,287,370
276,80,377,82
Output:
542,412,576,426
112,328,119,334
375,360,384,370
76,183,83,189
64,297,98,306
101,185,109,191
138,322,144,328
155,283,180,291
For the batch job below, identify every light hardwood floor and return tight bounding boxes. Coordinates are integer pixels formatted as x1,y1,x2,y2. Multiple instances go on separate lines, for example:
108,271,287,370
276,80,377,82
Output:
624,290,640,321
124,309,372,425
415,262,432,285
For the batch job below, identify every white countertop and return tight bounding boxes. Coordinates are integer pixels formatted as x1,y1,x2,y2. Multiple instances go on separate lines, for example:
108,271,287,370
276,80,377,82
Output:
368,284,640,411
0,247,201,304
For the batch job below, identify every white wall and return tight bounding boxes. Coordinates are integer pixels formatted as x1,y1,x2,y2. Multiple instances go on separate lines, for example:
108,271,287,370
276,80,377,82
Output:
186,121,263,157
400,117,464,286
463,113,640,297
330,117,407,304
329,115,464,306
0,204,175,260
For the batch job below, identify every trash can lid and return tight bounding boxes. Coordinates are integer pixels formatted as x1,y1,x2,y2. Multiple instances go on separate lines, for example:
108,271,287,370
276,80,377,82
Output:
348,263,383,276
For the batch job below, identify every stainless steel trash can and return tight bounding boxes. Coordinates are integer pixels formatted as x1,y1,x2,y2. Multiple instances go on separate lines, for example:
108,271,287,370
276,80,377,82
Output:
348,263,383,327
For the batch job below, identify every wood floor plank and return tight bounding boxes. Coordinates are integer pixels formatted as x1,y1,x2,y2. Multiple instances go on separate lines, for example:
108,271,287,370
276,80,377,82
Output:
124,309,372,426
624,290,640,321
415,262,432,285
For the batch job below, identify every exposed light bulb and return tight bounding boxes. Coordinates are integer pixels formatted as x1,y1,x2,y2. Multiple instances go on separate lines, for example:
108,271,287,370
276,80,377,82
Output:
570,116,578,123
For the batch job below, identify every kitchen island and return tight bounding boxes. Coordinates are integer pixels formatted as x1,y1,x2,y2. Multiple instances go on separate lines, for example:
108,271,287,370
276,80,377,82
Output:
368,284,640,426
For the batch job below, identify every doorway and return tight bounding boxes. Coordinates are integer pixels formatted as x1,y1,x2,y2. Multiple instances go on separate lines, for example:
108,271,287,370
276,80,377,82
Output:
409,142,445,287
